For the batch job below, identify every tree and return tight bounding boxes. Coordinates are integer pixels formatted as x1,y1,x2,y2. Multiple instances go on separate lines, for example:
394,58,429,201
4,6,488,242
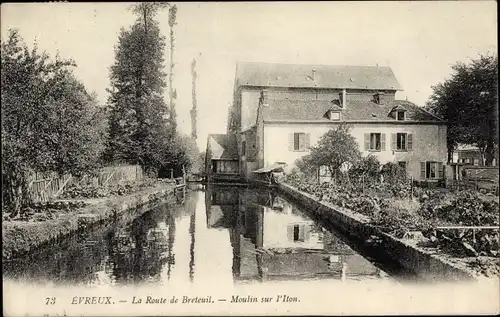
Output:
168,4,178,131
190,58,198,139
426,54,498,165
106,3,173,174
174,134,203,174
349,154,380,182
296,123,361,182
380,162,407,184
1,29,106,217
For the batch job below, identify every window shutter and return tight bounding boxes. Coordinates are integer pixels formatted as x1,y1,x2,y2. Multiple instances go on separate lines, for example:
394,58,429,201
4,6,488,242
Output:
305,133,311,150
381,133,386,151
407,134,413,150
364,133,370,150
438,162,444,179
420,162,426,179
288,133,294,151
287,225,294,241
391,133,397,150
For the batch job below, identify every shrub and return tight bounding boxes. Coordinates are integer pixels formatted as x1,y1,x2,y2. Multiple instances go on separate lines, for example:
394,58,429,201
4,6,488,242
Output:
380,162,407,184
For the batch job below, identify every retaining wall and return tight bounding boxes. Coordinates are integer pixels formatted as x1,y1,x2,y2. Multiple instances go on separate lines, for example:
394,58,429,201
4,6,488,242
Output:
2,184,178,260
278,182,478,282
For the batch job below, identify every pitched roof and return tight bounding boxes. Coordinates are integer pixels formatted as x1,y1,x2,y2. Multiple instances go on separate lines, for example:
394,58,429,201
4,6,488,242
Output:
236,61,402,90
207,134,238,160
262,99,444,123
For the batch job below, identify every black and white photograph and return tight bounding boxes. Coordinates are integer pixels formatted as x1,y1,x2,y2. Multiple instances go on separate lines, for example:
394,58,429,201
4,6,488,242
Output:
1,1,499,316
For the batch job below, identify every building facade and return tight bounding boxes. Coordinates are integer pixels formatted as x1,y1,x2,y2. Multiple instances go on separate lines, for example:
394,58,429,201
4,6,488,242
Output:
227,62,447,182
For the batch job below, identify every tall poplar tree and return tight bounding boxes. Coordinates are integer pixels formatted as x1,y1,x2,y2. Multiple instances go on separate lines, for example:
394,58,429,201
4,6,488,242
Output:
106,3,174,173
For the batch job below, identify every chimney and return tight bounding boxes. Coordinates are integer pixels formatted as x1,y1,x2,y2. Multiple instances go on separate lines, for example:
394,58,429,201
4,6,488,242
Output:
376,91,385,105
260,89,269,106
312,69,316,81
339,89,347,108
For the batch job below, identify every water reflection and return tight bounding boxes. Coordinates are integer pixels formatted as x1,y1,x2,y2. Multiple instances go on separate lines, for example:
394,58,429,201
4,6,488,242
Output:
3,185,391,287
204,186,386,283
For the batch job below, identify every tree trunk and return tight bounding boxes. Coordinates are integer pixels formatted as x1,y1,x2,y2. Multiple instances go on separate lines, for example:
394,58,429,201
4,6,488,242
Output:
485,142,495,166
5,167,30,218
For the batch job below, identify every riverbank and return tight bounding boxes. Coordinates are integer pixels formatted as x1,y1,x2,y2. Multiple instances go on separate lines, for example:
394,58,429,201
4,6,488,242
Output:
278,182,497,282
2,182,180,260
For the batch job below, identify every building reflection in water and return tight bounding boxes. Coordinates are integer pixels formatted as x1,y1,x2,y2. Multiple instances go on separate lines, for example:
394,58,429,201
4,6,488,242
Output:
205,186,387,283
3,185,388,287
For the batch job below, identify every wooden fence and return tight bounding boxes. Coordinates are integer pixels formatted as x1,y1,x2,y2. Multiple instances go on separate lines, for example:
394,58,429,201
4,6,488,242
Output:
27,165,144,203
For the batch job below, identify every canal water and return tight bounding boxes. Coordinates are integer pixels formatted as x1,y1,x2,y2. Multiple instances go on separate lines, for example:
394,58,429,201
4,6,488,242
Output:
3,185,414,287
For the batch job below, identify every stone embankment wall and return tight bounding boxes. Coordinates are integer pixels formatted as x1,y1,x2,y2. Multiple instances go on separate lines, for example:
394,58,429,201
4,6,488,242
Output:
278,182,477,282
3,184,178,260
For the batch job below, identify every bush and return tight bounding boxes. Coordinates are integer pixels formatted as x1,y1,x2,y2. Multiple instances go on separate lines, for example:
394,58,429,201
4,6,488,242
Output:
349,154,380,182
380,162,407,184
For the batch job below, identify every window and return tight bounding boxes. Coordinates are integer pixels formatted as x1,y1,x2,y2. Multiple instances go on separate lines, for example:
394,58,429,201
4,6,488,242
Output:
241,141,246,156
365,133,386,151
294,133,305,151
396,133,407,150
396,111,406,121
426,162,437,179
290,132,310,152
391,133,412,151
291,224,305,242
370,133,381,151
329,111,340,121
473,158,479,166
421,161,443,179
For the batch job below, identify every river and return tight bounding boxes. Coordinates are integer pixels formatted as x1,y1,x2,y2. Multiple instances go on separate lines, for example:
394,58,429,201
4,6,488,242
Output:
3,184,416,287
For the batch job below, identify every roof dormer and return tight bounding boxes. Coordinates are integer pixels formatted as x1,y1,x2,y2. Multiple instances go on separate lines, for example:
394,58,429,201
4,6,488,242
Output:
324,104,342,121
389,105,407,120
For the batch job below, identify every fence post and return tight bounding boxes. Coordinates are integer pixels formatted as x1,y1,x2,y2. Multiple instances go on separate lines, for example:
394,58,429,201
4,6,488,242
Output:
410,176,414,199
182,165,186,184
475,170,478,190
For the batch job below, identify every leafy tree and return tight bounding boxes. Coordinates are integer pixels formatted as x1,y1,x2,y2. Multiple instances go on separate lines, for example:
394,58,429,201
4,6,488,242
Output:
106,3,173,174
296,123,361,181
174,135,203,174
1,29,106,217
426,54,498,165
380,162,407,184
349,154,380,182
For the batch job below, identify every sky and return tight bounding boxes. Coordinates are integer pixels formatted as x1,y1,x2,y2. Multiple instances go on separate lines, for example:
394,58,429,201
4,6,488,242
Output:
1,1,497,150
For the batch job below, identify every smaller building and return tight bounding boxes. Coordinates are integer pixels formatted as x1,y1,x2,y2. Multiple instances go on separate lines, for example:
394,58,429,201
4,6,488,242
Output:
452,144,498,166
205,134,241,182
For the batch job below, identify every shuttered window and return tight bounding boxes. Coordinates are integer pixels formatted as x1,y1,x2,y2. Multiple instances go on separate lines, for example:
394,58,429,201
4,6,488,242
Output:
422,161,443,179
365,133,385,151
396,133,407,150
392,133,413,151
289,133,310,152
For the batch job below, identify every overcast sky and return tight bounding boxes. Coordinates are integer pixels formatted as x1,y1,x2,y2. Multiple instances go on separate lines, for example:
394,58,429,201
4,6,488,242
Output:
1,2,497,149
